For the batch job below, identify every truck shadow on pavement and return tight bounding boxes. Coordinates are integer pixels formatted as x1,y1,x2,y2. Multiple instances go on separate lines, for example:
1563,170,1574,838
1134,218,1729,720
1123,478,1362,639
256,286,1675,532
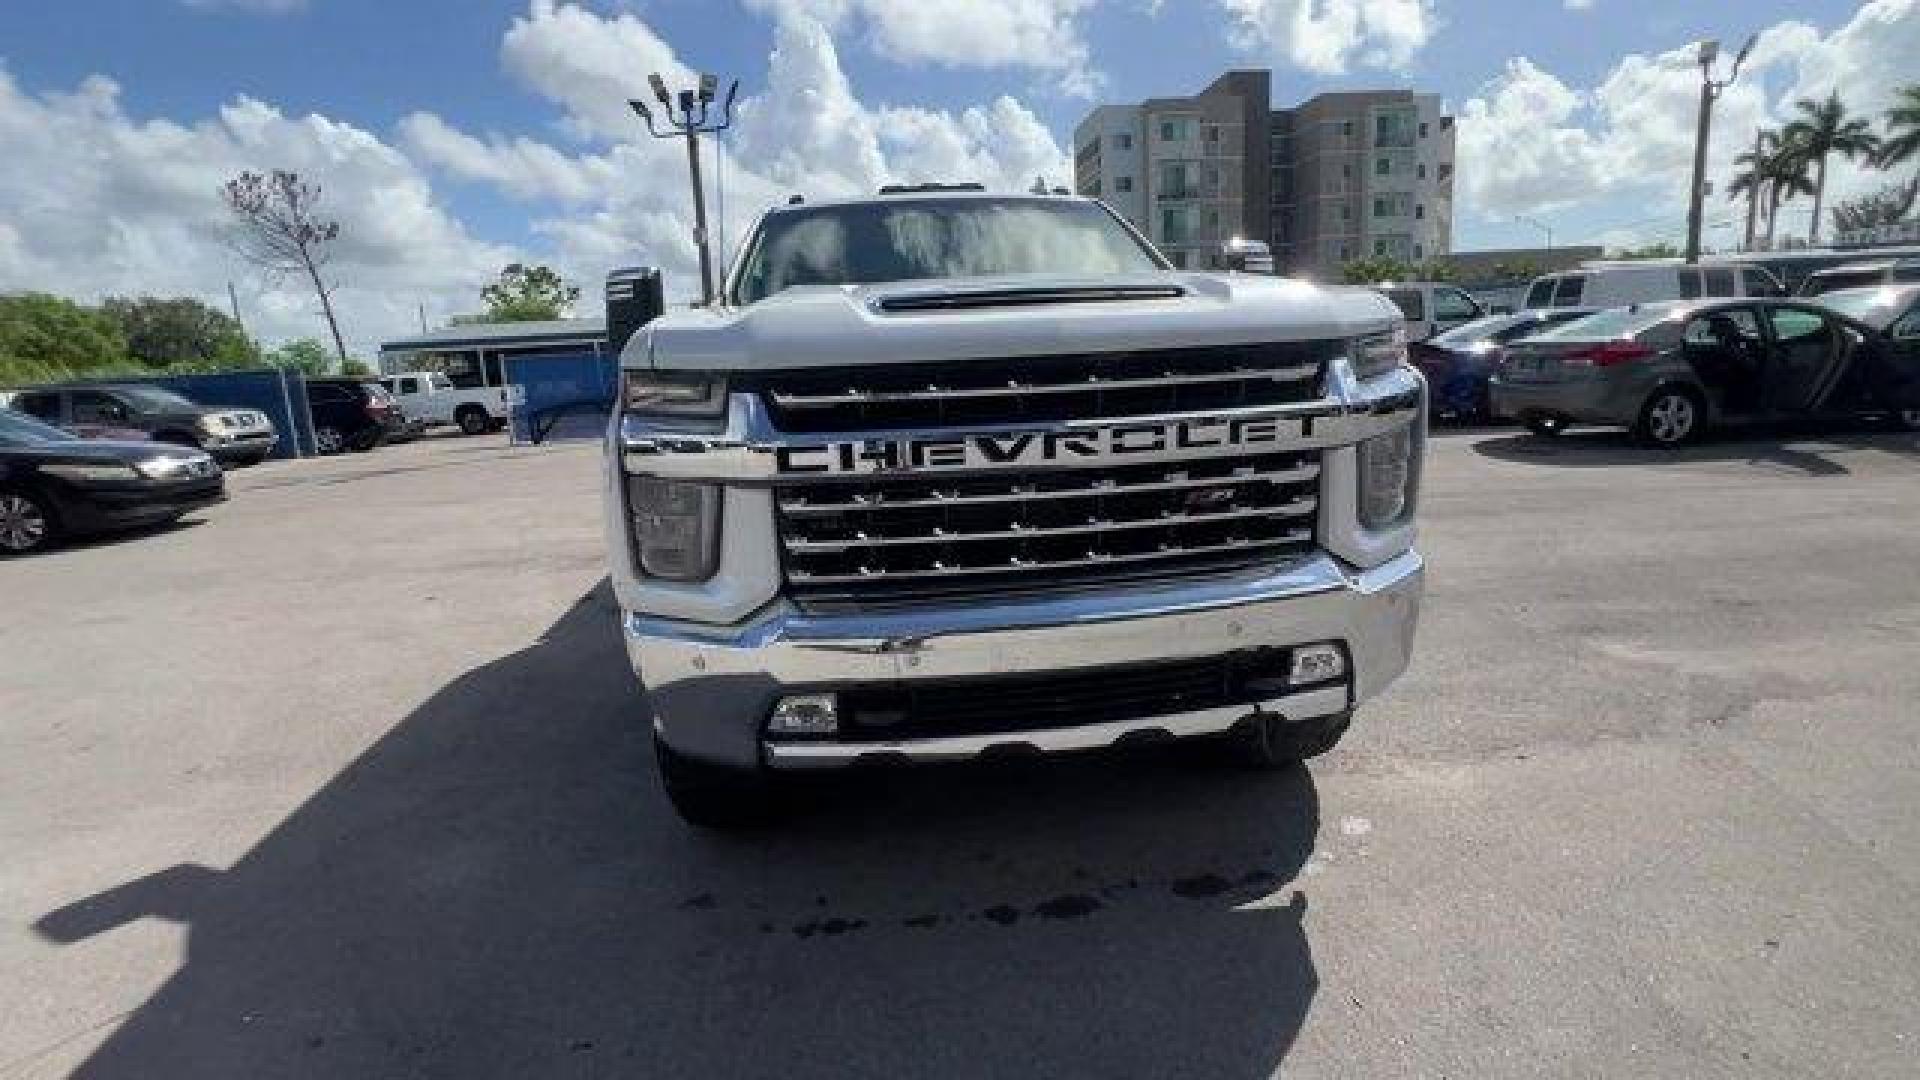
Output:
37,582,1324,1079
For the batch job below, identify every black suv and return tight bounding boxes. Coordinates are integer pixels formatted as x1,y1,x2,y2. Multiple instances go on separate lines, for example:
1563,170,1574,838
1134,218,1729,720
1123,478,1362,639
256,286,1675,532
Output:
303,379,403,455
11,384,279,466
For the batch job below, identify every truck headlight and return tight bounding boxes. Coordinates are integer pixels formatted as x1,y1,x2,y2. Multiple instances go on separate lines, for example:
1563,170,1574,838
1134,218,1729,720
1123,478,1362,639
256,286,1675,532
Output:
1357,423,1418,530
627,476,721,581
1350,328,1408,381
623,370,727,420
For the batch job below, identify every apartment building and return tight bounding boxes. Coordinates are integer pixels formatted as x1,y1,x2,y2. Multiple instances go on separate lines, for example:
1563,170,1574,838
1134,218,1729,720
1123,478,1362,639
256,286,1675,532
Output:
1074,73,1455,278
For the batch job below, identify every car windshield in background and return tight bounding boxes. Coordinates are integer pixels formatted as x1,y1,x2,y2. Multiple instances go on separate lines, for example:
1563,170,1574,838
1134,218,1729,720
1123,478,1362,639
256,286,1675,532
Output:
115,386,200,413
0,409,74,446
1531,305,1673,341
731,197,1165,304
1816,286,1918,330
1432,314,1527,347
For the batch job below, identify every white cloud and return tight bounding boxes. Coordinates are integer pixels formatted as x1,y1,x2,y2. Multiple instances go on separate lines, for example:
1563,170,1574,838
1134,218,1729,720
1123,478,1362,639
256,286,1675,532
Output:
1563,0,1593,10
407,4,1072,303
1215,0,1435,75
1456,0,1920,244
0,69,515,353
746,0,1101,95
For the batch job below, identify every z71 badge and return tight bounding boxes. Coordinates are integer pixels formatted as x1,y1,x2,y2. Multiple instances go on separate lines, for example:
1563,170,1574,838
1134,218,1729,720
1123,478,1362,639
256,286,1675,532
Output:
775,414,1313,475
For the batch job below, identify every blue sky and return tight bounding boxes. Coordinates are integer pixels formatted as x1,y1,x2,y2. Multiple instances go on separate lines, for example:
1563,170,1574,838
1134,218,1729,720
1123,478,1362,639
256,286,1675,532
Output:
0,1,1913,346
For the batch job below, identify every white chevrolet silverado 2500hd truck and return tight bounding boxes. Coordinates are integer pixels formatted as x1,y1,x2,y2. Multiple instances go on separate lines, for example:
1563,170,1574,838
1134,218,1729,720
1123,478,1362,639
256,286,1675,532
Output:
604,190,1425,826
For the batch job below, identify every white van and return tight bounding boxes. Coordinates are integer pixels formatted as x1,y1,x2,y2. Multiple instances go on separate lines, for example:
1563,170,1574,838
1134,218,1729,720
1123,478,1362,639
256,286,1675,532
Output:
1376,281,1486,341
1522,262,1785,311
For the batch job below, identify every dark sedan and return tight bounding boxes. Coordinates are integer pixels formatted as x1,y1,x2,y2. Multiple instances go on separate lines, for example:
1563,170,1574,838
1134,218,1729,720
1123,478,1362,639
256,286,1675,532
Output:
0,410,226,555
1410,309,1597,421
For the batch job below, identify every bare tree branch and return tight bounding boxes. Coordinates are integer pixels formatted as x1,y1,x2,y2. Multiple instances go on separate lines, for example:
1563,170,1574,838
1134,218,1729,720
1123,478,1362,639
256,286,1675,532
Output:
221,170,349,363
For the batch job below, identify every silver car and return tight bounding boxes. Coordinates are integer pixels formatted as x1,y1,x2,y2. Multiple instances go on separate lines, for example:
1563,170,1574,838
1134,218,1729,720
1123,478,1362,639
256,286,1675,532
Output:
1487,298,1920,444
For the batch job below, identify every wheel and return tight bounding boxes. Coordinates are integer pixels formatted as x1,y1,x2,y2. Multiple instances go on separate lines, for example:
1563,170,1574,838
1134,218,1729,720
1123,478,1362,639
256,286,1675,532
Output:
1636,387,1705,446
654,736,777,829
1225,710,1352,769
1524,415,1567,438
1893,408,1920,432
456,406,491,436
0,490,57,555
314,426,345,455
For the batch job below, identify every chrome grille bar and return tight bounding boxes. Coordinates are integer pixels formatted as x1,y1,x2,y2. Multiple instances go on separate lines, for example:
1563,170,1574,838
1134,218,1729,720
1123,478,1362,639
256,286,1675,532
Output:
778,462,1321,516
788,531,1313,585
770,363,1320,407
785,499,1317,551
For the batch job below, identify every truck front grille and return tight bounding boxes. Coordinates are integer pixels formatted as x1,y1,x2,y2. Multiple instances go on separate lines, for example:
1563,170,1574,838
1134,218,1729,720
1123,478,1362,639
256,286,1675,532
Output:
751,342,1330,433
777,450,1321,606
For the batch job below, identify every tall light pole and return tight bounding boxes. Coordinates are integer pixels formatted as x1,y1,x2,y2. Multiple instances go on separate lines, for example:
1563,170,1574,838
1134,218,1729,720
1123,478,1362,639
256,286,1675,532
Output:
631,72,738,306
1514,213,1553,251
1683,34,1755,265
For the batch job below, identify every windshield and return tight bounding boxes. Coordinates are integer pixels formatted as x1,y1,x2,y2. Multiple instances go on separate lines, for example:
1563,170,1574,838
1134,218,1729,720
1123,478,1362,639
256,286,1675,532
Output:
1816,286,1918,329
113,385,201,413
0,409,75,446
732,197,1165,304
1531,305,1674,341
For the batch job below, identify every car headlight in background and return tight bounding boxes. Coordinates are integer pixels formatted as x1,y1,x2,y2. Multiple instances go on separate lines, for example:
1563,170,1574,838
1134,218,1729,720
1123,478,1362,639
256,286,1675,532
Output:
1357,422,1420,530
623,370,727,421
1350,327,1408,381
627,476,721,581
42,462,138,483
132,455,207,480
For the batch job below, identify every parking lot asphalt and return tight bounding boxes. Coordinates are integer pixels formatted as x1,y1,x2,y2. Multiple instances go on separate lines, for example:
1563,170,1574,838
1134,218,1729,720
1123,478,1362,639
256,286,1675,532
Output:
4,426,1920,1079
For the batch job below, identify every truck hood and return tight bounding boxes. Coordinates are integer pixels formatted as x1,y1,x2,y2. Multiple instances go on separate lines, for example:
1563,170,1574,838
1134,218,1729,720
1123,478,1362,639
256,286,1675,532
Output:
632,273,1399,372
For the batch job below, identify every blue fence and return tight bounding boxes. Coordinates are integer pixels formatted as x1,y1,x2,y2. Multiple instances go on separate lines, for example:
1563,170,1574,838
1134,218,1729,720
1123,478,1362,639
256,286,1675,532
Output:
504,350,618,444
55,368,314,459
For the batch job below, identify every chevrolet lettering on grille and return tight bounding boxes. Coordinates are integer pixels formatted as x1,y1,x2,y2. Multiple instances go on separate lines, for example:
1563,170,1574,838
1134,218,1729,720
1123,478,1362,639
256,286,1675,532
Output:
775,414,1316,475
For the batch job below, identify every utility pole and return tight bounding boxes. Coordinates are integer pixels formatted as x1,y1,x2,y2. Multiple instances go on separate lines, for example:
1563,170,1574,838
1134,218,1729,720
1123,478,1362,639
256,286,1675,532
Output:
418,302,429,334
1515,214,1553,251
1684,34,1755,264
631,73,738,306
227,280,246,331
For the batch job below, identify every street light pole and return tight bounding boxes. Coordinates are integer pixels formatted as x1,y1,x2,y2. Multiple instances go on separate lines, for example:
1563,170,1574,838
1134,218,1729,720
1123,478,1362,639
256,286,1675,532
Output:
1683,35,1755,265
1515,214,1552,251
631,73,739,306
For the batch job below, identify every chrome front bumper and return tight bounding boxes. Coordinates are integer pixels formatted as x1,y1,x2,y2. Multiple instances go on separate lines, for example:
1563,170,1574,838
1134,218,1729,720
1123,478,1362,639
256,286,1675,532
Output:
627,549,1423,770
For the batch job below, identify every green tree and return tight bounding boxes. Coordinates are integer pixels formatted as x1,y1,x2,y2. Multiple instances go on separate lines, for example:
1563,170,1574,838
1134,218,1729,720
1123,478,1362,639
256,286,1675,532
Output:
1831,181,1919,234
1782,92,1880,244
1610,242,1681,260
102,296,254,371
1761,138,1818,250
1729,129,1784,250
0,293,129,385
340,358,374,377
266,337,336,377
1490,259,1541,283
479,263,580,322
1339,255,1414,285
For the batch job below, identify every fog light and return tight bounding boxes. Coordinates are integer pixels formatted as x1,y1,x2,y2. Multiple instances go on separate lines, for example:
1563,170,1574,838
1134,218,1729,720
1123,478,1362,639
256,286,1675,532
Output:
1289,643,1346,686
1358,424,1417,530
769,694,839,735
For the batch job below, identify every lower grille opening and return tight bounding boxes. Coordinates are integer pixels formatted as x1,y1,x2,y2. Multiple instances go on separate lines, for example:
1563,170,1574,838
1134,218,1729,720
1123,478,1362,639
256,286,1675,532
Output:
774,649,1342,744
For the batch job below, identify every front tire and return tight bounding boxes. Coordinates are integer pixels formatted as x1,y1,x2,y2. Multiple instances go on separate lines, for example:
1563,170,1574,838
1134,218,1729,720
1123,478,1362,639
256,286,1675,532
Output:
1892,408,1920,432
0,490,57,555
456,406,491,437
654,736,777,830
1226,710,1352,769
314,425,345,455
1636,387,1705,446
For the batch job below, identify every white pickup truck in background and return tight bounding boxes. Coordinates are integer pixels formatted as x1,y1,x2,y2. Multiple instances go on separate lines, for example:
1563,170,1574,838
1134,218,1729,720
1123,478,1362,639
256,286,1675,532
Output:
378,372,508,436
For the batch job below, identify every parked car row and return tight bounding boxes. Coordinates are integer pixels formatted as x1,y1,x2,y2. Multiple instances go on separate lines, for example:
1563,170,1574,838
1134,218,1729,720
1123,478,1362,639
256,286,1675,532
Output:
0,370,504,555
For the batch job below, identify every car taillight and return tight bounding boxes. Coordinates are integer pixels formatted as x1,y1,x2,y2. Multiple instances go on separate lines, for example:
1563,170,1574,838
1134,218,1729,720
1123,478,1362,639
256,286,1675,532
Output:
1564,341,1653,367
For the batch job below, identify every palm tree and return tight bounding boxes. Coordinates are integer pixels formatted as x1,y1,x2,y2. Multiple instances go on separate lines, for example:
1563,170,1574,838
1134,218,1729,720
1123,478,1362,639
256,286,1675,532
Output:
1729,129,1782,250
1762,135,1816,250
1782,91,1880,244
1879,83,1920,171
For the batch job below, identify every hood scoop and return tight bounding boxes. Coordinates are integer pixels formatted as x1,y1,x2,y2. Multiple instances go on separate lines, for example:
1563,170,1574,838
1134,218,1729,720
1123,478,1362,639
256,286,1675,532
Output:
875,284,1186,313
